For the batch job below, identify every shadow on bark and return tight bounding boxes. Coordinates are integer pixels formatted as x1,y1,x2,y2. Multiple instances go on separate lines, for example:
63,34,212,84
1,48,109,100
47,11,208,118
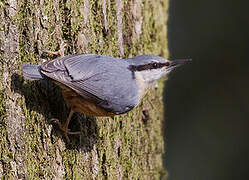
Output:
11,73,98,152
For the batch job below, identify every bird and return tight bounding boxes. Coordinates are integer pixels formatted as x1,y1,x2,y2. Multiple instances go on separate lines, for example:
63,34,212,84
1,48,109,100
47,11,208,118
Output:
22,53,191,140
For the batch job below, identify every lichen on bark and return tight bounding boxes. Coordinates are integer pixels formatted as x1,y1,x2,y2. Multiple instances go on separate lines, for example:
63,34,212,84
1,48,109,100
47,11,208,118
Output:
0,0,168,179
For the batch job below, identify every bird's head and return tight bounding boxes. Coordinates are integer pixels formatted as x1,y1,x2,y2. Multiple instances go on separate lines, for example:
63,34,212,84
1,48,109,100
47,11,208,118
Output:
128,54,191,86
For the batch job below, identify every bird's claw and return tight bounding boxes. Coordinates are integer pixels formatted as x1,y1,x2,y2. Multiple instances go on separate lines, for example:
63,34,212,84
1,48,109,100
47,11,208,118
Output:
42,41,66,57
49,118,81,143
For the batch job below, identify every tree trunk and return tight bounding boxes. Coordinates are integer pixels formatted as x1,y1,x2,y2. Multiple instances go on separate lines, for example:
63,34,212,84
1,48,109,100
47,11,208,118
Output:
0,0,168,179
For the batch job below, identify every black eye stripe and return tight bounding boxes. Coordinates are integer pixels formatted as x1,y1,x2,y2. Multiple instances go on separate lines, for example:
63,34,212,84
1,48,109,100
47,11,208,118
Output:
129,62,170,72
165,62,170,66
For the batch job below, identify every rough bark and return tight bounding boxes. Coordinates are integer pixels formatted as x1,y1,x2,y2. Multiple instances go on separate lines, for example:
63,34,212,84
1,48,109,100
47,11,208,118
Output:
0,0,168,179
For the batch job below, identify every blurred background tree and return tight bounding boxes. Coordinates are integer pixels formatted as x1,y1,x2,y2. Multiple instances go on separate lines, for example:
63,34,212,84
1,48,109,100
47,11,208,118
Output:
164,0,249,179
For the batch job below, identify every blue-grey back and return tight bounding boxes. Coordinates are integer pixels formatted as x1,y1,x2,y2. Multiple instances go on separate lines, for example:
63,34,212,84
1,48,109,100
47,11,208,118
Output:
41,54,140,114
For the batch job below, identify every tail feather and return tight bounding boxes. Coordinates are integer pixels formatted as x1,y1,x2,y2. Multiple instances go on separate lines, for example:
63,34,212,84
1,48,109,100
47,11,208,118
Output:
22,64,45,80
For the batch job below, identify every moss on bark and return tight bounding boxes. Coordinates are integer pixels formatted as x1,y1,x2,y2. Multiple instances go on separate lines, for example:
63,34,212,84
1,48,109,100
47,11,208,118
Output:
0,0,168,179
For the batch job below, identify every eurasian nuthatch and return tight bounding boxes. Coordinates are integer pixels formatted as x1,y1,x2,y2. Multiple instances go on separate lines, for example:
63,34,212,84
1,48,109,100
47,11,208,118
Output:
22,54,190,139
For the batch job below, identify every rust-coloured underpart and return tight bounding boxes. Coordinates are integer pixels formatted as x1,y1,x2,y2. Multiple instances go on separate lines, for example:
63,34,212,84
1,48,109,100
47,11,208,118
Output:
50,109,81,143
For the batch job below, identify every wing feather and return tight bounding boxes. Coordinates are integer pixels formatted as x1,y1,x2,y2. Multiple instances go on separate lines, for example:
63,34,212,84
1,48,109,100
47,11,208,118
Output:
40,54,139,114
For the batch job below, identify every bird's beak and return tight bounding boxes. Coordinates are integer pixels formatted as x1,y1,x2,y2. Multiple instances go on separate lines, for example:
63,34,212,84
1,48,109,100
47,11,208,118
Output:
169,59,192,68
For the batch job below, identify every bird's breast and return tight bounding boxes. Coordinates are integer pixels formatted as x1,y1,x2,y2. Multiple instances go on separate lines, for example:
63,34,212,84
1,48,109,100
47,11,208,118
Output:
134,72,151,100
55,82,115,116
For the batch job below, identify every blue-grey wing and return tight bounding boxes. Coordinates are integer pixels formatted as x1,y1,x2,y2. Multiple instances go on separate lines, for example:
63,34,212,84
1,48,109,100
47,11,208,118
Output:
40,54,140,114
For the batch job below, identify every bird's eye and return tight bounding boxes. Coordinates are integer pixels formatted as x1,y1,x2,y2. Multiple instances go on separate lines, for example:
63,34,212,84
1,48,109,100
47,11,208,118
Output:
152,63,158,68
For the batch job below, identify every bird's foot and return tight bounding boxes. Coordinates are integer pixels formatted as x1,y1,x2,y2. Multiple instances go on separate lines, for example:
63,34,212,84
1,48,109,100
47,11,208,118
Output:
50,118,81,143
42,41,66,57
142,109,150,123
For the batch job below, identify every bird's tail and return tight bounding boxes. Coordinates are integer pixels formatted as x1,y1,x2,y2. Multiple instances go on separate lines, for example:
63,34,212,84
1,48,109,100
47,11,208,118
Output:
22,64,45,80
